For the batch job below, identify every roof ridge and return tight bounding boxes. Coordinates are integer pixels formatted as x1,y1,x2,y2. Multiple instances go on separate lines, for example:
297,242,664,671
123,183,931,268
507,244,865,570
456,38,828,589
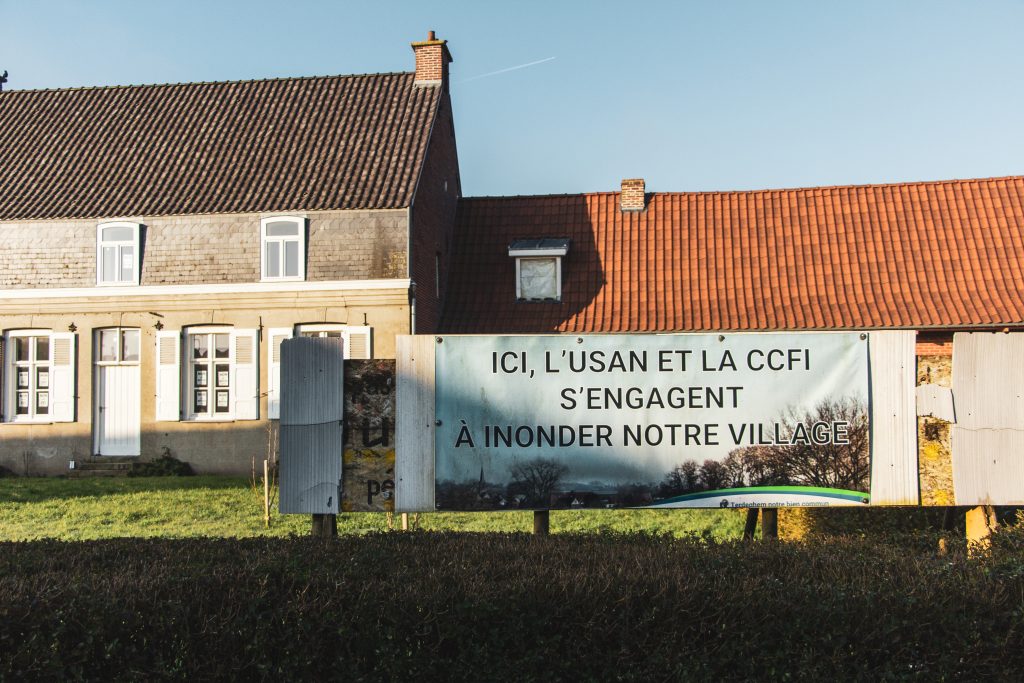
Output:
0,71,415,95
460,174,1024,202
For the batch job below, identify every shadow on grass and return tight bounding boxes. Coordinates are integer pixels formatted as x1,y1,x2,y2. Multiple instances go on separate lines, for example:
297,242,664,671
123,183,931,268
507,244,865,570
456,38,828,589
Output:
0,476,250,504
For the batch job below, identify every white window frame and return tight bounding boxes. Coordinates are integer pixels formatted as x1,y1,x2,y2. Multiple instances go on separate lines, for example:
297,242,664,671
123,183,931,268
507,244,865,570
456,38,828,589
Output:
514,256,563,301
268,324,371,420
94,327,142,367
96,221,141,286
260,216,306,282
184,326,235,421
5,329,54,423
295,324,370,359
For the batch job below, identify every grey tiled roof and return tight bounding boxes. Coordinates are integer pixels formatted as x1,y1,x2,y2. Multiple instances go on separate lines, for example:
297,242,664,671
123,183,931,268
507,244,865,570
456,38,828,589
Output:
0,73,439,220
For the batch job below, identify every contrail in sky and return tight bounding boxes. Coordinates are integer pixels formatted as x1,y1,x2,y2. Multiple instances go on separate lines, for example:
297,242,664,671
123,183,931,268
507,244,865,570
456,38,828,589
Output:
459,57,556,83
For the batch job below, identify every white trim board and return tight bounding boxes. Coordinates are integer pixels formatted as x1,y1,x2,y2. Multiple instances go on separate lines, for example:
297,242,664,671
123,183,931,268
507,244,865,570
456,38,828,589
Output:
0,279,413,300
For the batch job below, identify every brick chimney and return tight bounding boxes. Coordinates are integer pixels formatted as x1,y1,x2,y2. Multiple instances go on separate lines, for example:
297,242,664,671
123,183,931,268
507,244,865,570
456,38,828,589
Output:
620,178,646,211
411,31,453,87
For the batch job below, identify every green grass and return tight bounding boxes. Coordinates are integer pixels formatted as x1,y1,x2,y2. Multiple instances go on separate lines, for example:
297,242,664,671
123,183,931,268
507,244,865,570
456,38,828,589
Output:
0,476,745,541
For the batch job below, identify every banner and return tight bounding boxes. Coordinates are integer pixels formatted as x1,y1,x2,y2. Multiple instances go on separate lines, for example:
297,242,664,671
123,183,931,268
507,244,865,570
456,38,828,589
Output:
434,333,870,510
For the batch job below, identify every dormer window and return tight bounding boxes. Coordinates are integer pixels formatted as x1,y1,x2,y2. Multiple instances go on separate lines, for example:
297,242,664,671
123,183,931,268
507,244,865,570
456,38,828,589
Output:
509,239,570,301
261,216,306,281
97,222,141,285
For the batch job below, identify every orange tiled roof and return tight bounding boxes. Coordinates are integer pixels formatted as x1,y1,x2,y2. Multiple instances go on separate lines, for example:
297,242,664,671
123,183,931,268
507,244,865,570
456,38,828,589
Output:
0,73,438,220
441,176,1024,332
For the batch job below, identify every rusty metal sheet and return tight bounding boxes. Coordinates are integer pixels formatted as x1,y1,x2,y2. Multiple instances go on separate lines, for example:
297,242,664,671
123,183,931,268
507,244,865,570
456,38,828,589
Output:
341,360,396,512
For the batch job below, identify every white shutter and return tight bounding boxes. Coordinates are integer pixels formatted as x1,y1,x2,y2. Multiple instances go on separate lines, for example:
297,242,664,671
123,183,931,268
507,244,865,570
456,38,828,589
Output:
155,331,181,421
49,332,77,422
232,329,259,420
267,327,293,419
345,326,373,359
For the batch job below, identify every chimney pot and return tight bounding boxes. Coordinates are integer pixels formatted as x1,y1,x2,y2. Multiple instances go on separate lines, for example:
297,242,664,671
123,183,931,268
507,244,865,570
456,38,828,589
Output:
428,30,436,40
621,178,646,211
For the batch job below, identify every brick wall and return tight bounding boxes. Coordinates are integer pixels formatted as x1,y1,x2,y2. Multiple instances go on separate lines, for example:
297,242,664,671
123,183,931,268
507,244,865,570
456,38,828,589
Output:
408,90,461,333
0,209,408,287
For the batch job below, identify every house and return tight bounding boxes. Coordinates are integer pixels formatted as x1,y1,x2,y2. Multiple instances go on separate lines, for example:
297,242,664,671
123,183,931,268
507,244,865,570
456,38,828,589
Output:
443,175,1024,340
0,33,460,475
441,176,1024,506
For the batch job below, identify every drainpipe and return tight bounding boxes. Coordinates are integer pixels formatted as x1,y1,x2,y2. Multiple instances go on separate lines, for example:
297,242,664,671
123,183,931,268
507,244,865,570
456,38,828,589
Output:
409,281,417,335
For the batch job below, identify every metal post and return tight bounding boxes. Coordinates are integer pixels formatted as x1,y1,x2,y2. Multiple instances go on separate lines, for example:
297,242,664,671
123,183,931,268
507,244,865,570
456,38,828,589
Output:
533,509,550,535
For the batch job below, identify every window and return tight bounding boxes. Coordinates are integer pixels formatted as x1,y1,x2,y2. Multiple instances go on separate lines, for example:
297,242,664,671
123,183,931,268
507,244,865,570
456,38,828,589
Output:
97,222,141,285
187,329,233,419
155,328,258,422
11,334,50,419
3,330,77,423
97,328,140,364
267,324,372,419
508,239,570,302
296,324,372,359
261,217,306,281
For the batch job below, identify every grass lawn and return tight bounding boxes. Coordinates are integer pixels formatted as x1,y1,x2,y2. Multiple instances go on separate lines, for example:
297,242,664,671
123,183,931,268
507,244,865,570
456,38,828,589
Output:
0,476,746,541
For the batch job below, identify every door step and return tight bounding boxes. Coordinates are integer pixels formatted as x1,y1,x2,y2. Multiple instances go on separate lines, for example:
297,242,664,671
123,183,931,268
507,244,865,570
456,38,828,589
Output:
69,457,138,478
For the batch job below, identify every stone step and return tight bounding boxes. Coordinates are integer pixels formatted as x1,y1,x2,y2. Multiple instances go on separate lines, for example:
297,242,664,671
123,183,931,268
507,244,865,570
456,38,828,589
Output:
69,458,139,478
68,468,131,478
75,462,134,471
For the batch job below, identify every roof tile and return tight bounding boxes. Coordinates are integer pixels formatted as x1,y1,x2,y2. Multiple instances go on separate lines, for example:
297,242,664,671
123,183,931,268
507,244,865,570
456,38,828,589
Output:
0,73,438,219
443,177,1024,332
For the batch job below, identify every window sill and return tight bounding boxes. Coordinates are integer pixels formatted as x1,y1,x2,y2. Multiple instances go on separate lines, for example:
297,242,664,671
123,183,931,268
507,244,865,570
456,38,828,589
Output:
3,420,57,425
260,276,306,283
183,417,238,423
96,281,140,287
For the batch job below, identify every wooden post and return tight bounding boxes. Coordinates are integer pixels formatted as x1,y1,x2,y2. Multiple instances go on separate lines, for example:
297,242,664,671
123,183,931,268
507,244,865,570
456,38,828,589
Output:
401,512,409,531
533,509,550,536
742,508,759,541
312,514,337,538
761,508,778,539
966,505,998,556
263,459,270,529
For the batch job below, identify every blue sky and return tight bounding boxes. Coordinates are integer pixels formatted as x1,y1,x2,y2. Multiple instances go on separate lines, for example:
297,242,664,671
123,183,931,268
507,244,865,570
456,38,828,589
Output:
3,1,1022,197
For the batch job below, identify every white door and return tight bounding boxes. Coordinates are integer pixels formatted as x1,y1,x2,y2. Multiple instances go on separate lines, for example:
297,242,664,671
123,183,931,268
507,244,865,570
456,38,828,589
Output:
94,328,141,456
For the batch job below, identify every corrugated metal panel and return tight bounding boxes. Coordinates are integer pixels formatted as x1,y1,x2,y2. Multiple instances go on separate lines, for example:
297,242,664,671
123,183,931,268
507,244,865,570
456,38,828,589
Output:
916,384,956,422
278,337,345,514
395,335,435,512
952,332,1024,505
868,331,919,505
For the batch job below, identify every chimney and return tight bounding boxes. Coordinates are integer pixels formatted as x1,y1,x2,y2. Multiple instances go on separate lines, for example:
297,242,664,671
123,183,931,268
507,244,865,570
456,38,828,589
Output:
620,178,646,211
411,30,453,87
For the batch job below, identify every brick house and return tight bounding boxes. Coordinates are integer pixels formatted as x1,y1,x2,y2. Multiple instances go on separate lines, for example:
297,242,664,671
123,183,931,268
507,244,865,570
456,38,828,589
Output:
444,175,1024,339
0,33,460,475
442,176,1024,506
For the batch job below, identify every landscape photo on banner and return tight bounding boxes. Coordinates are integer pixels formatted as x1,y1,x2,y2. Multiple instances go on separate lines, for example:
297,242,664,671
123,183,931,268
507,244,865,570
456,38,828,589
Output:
434,333,870,511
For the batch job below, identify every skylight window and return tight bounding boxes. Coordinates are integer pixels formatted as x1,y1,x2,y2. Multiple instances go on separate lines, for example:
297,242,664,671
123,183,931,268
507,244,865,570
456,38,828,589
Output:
509,239,570,302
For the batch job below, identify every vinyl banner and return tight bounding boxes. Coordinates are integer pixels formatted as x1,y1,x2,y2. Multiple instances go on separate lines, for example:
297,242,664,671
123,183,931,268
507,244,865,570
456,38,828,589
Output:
434,333,870,510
